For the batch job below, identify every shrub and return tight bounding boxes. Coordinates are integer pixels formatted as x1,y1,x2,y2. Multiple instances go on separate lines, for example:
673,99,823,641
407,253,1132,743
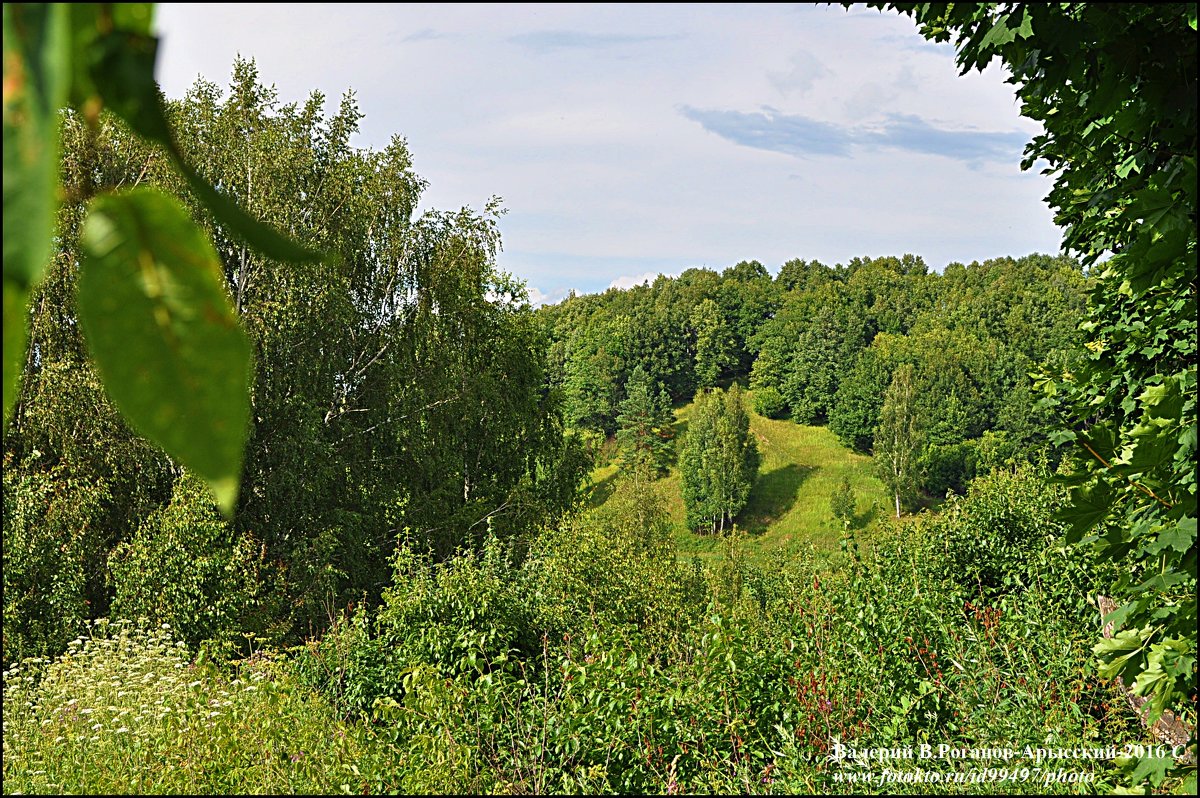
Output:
751,386,787,419
108,472,269,651
918,439,978,498
914,461,1077,598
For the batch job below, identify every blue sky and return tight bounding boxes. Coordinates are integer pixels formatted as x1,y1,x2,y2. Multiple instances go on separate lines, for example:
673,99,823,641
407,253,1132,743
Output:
154,3,1062,305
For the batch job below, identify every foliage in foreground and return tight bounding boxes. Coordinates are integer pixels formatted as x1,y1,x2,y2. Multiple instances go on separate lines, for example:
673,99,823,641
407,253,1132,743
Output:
1,620,398,795
7,452,1189,796
5,464,1177,794
881,1,1198,772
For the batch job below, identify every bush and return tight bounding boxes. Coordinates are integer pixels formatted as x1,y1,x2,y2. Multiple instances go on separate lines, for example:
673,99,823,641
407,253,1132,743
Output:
913,461,1096,601
108,472,270,651
918,439,978,498
751,386,787,419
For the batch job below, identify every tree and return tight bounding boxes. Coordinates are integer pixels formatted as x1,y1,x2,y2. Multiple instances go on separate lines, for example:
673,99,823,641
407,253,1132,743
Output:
875,364,925,518
691,298,734,389
752,281,870,425
3,4,320,515
5,53,585,647
880,2,1196,756
829,346,892,453
830,476,857,528
615,366,675,478
679,385,760,534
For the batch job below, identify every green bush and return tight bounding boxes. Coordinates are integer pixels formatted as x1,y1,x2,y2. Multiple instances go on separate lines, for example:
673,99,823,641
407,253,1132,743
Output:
914,461,1079,598
918,439,978,498
108,472,270,651
751,386,787,419
2,459,109,665
529,475,706,650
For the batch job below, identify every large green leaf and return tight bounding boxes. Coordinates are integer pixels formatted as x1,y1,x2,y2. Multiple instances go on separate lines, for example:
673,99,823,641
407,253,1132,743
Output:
1060,482,1114,545
3,280,30,424
2,3,69,423
78,188,251,515
85,27,324,265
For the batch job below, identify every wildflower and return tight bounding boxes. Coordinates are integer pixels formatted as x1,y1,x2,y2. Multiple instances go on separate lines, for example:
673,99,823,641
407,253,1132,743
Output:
115,727,129,734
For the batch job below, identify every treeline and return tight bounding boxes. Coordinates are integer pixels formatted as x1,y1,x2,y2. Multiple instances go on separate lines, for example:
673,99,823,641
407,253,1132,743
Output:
540,251,1088,506
2,61,588,664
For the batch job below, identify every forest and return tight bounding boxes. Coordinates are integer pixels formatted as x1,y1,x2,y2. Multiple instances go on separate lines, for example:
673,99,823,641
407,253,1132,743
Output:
2,3,1196,795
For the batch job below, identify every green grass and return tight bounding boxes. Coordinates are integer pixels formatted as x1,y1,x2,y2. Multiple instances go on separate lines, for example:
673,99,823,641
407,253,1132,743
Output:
585,390,892,564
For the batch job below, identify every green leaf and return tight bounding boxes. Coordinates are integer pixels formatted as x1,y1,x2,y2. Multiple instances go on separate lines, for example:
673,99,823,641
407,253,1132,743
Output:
1061,482,1114,544
78,188,252,515
1139,380,1184,422
1094,628,1149,681
1145,518,1196,555
978,14,1019,50
3,280,30,424
1129,755,1173,788
2,4,69,424
1015,8,1033,39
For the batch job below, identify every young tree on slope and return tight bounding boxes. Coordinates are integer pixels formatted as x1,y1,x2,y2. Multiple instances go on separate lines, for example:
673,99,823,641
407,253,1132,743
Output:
680,385,759,534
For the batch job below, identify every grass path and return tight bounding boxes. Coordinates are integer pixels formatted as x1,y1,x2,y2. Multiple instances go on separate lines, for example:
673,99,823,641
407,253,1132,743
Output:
585,391,892,563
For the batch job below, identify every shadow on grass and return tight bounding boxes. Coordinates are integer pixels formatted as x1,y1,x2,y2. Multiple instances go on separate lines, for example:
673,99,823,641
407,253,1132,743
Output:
586,470,618,509
737,463,814,536
851,501,879,530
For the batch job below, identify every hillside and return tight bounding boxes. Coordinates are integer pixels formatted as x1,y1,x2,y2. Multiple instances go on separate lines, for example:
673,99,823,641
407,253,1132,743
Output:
587,391,891,562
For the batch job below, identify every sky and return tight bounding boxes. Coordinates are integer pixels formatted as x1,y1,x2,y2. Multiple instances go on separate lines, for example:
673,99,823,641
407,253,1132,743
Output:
153,3,1063,306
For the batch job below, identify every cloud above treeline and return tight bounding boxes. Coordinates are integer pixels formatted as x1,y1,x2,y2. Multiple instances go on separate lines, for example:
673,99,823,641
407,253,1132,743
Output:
608,271,665,291
679,106,1028,164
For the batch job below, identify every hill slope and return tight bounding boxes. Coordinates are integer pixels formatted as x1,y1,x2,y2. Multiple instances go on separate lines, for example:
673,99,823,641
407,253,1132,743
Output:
587,393,891,562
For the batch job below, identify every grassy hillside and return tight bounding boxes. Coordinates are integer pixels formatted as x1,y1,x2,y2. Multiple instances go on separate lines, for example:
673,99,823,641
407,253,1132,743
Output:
586,391,891,562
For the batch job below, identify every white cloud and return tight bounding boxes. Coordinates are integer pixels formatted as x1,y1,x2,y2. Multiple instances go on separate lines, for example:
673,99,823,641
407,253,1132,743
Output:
153,4,1061,295
526,285,577,307
769,50,830,97
609,272,666,291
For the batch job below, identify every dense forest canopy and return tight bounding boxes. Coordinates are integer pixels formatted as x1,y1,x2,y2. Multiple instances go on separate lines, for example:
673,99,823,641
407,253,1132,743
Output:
2,2,1195,794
